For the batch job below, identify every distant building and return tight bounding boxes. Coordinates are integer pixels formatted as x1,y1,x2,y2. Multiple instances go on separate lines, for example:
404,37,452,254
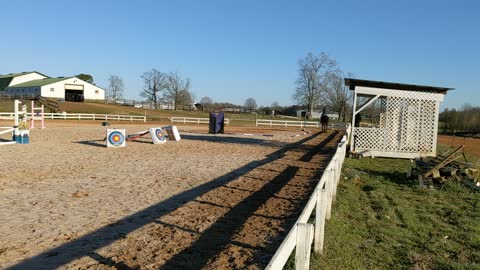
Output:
0,71,105,101
296,109,339,120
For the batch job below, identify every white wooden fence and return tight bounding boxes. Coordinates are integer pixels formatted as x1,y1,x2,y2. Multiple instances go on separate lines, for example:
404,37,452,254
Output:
256,119,320,128
256,119,350,130
266,125,351,270
170,117,230,125
0,112,146,122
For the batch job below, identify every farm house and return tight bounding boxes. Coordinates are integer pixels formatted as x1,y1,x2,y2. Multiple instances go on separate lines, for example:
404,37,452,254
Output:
0,71,105,101
345,78,453,159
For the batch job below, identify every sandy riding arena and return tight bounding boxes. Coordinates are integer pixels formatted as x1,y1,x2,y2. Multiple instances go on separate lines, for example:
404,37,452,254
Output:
0,121,342,269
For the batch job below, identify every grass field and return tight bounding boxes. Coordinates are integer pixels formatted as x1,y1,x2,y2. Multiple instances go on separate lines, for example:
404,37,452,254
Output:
306,154,480,269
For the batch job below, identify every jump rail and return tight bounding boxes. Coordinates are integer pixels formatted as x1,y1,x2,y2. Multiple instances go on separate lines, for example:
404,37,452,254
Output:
170,117,230,125
266,124,351,270
0,113,146,122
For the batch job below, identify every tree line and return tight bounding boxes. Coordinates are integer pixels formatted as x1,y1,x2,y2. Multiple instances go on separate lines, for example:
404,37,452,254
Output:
439,104,480,135
81,70,195,110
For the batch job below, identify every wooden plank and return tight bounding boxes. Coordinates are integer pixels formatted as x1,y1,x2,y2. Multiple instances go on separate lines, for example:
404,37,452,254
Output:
424,145,464,177
297,189,318,223
265,224,297,270
314,189,327,254
295,223,314,270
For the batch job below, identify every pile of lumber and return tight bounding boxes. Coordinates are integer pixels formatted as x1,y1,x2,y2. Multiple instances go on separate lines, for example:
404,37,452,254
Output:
408,145,480,191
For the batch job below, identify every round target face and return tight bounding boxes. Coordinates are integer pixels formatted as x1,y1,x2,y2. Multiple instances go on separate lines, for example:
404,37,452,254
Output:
155,129,166,141
108,131,125,146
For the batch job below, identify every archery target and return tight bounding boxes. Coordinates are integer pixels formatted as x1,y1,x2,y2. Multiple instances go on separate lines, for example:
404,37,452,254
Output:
106,129,126,147
149,128,167,144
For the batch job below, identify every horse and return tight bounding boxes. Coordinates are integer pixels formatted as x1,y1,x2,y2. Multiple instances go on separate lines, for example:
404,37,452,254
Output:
320,114,329,132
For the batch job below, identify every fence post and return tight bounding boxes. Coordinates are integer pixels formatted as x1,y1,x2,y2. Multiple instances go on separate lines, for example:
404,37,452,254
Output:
296,223,314,270
314,189,327,254
326,170,334,220
332,159,338,202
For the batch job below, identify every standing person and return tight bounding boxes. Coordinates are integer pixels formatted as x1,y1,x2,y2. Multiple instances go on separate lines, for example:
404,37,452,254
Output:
320,108,329,132
355,113,362,127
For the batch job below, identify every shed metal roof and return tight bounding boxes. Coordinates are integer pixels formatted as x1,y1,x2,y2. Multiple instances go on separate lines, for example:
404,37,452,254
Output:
7,77,72,88
344,78,453,94
0,71,49,79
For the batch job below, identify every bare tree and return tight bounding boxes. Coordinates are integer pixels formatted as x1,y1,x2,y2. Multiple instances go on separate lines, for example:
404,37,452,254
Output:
107,75,124,100
271,101,280,111
200,96,213,106
244,97,257,111
164,72,192,110
293,52,338,117
140,69,168,109
322,72,351,122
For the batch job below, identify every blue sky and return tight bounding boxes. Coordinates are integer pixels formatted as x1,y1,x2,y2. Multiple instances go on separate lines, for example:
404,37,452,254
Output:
1,0,478,109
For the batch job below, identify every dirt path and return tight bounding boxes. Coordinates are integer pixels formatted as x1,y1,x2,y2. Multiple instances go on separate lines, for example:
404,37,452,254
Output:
437,135,480,157
1,123,341,269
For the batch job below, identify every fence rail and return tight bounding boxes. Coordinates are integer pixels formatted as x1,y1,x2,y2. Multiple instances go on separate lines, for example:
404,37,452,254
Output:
170,117,230,125
0,112,146,122
256,119,320,128
0,93,37,100
266,124,351,270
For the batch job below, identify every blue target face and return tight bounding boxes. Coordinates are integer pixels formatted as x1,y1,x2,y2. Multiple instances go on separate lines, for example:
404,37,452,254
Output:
108,131,125,146
155,129,165,141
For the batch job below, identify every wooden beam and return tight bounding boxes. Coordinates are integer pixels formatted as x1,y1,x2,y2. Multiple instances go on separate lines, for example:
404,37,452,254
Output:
355,95,380,115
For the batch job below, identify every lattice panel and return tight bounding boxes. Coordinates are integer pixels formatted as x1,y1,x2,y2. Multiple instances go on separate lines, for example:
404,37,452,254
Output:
354,127,386,150
354,90,439,155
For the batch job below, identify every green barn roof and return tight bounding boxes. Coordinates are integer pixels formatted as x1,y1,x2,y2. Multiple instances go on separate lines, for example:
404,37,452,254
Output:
0,71,49,79
0,71,50,91
7,77,73,88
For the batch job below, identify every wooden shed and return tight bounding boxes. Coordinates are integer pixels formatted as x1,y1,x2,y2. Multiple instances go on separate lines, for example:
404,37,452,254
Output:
345,78,453,159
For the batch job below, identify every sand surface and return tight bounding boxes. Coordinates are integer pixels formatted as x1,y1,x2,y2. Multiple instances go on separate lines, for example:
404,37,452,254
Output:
0,121,341,269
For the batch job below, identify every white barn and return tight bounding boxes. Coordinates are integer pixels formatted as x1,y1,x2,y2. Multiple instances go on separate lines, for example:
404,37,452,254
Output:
296,110,339,120
0,71,105,101
345,78,452,159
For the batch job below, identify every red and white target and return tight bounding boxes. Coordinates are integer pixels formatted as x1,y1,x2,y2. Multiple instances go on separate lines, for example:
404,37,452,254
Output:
106,129,126,147
149,127,167,144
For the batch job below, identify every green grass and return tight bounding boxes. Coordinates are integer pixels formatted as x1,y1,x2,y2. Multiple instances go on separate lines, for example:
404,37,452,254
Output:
306,157,480,269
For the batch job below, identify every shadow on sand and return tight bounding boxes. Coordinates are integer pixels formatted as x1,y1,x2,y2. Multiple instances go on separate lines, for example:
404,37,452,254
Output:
8,131,339,270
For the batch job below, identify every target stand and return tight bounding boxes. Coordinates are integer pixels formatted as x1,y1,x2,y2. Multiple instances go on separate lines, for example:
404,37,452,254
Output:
162,125,181,141
149,127,167,144
106,129,126,147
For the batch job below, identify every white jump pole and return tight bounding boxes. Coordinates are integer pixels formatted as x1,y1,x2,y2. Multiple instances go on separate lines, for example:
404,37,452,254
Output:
14,100,20,140
30,100,34,129
30,100,45,129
